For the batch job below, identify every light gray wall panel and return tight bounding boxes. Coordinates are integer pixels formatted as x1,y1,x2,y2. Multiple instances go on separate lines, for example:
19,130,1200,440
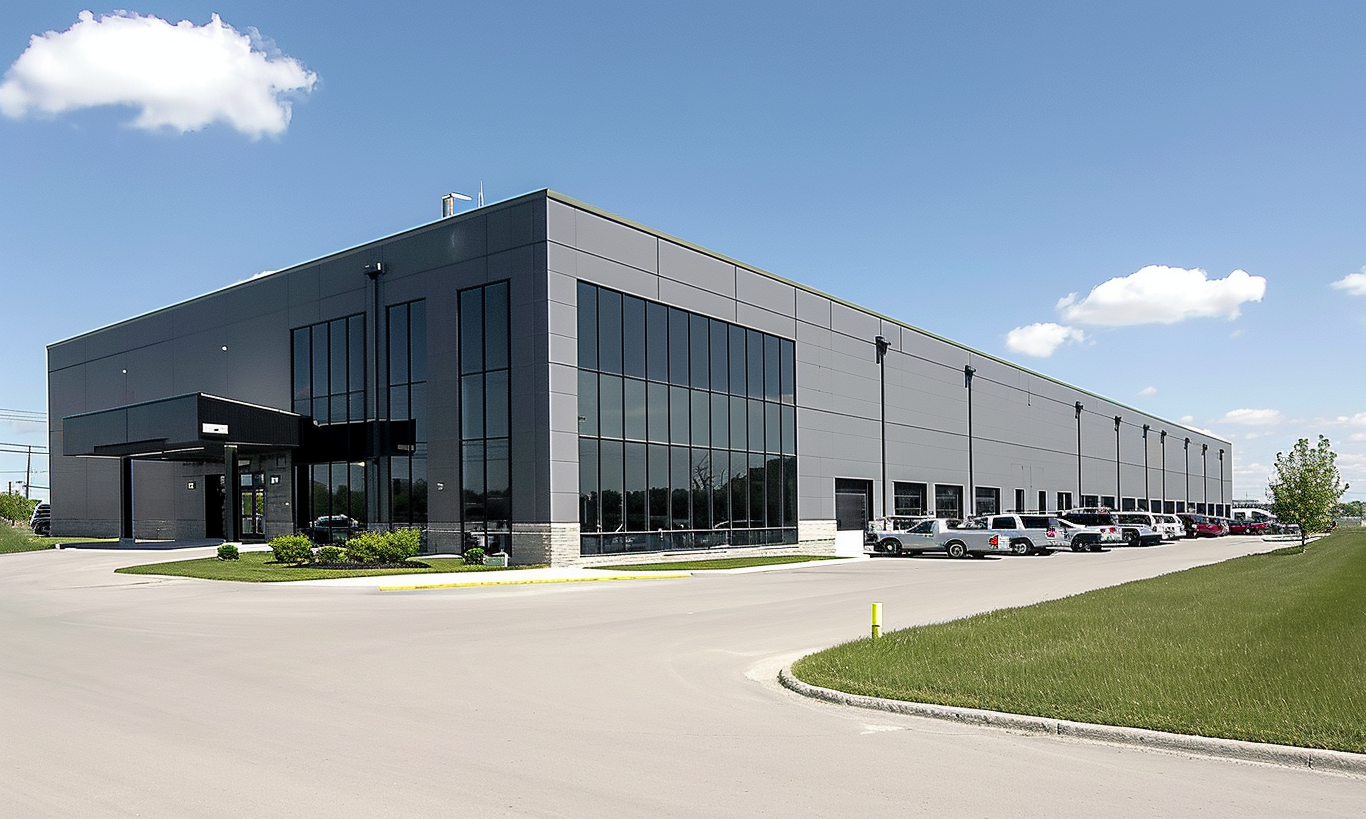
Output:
574,211,657,273
830,301,880,341
796,291,831,328
735,303,796,339
659,279,737,322
735,268,795,316
659,240,734,296
573,249,659,301
547,199,577,247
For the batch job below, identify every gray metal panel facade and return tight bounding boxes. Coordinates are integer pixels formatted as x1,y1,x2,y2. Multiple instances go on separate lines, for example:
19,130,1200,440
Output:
48,189,1234,561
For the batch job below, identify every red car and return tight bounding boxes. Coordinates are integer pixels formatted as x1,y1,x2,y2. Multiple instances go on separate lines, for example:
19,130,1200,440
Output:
1176,513,1223,538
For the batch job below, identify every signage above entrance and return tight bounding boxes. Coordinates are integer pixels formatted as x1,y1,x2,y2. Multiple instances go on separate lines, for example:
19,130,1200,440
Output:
202,423,229,435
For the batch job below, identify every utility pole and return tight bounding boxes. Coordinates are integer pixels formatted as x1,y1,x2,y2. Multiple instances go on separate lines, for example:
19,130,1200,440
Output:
25,445,32,499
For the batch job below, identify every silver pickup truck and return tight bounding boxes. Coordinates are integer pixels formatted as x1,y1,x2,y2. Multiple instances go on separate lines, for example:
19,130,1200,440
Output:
869,518,1011,559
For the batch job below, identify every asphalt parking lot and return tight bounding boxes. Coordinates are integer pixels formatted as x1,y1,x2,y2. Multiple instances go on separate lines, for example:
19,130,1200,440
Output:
2,537,1362,818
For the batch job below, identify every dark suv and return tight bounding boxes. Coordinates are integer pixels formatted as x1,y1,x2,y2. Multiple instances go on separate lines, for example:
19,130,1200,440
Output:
29,502,50,536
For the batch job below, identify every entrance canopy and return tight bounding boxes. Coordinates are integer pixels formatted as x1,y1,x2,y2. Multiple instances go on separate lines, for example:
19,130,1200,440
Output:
63,393,301,461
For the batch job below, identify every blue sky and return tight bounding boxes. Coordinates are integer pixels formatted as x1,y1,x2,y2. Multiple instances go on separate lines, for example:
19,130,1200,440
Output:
2,1,1364,504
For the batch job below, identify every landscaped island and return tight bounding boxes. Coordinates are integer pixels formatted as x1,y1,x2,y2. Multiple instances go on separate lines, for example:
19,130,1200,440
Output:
792,528,1366,753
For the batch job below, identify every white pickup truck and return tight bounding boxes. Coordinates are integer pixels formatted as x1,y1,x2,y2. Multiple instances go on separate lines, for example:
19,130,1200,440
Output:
868,518,1011,559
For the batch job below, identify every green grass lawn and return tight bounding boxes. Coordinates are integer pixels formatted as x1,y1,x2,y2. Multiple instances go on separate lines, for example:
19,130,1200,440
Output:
115,551,542,582
600,554,842,571
0,525,115,554
792,528,1366,753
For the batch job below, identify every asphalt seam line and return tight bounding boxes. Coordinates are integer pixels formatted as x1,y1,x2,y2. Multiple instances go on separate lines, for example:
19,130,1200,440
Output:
778,665,1366,776
379,573,690,591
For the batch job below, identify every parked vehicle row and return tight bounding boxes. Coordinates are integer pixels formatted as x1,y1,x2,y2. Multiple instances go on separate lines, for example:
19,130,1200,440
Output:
866,506,1256,559
29,502,49,536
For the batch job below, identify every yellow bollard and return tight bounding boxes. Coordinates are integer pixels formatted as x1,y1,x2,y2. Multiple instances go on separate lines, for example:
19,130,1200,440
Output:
871,601,883,640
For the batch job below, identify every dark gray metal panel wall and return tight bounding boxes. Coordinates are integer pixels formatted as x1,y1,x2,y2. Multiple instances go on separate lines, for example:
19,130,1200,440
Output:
48,193,552,538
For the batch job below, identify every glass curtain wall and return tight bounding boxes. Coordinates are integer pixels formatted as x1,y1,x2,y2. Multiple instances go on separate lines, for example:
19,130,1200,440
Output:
459,282,511,553
577,282,797,555
387,300,428,527
291,315,366,527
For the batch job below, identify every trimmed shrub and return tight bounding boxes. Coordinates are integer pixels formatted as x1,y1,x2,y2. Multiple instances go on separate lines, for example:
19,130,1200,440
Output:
463,547,486,566
216,543,240,561
342,530,386,563
269,534,314,565
316,545,344,563
343,528,421,564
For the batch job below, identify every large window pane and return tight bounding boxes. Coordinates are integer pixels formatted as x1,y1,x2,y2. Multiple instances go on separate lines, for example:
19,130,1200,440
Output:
749,453,766,527
623,295,646,379
485,438,509,523
409,382,428,444
690,390,709,446
484,369,509,439
577,282,598,371
350,462,367,524
729,326,746,396
623,378,647,440
292,328,311,405
730,395,747,451
690,314,709,388
783,455,797,526
598,289,623,375
625,442,647,531
599,374,623,439
462,441,486,523
409,302,428,383
577,371,598,436
311,464,329,521
747,329,764,398
411,454,429,525
935,484,963,519
669,386,690,445
692,448,712,530
391,455,410,523
781,404,796,454
462,374,484,438
766,456,782,529
748,399,764,452
780,338,795,404
646,301,668,382
579,437,598,532
312,321,329,398
648,443,669,531
348,315,365,394
460,288,484,374
389,385,409,424
646,381,668,442
710,319,728,392
483,282,508,370
711,449,730,528
730,451,747,528
668,307,689,385
330,319,348,398
711,393,729,449
764,335,780,401
765,402,781,453
600,440,624,532
388,306,408,386
670,446,691,529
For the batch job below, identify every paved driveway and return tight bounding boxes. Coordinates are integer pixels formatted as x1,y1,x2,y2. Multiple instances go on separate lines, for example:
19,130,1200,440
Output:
2,538,1361,817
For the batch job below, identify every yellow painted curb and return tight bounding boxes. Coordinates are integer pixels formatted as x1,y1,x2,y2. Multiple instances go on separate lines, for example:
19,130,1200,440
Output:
379,572,690,591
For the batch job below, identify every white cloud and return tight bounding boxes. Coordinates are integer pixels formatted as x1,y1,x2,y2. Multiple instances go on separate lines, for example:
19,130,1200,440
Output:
1179,415,1195,424
1138,386,1157,397
1004,323,1085,358
1217,408,1284,426
1333,412,1366,427
0,11,316,138
1056,265,1266,326
1331,270,1366,297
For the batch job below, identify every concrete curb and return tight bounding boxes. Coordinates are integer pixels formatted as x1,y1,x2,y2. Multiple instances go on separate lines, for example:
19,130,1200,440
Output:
378,572,690,591
778,666,1366,776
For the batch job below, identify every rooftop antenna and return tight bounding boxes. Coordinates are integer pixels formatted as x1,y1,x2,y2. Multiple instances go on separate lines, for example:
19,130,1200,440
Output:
441,191,473,218
478,181,484,208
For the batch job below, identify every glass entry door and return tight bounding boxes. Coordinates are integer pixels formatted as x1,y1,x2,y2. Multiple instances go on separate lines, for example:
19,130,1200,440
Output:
240,472,265,541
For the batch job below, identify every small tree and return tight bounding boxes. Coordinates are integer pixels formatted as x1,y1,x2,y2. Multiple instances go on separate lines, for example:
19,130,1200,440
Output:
1267,436,1347,550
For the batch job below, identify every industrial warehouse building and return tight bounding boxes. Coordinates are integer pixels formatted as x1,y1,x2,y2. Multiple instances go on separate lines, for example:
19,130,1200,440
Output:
47,190,1234,565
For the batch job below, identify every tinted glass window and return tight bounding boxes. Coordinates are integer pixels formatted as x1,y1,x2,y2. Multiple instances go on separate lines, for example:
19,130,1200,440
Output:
710,320,728,392
646,302,668,382
598,289,623,375
577,282,598,371
622,296,646,378
690,314,709,388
